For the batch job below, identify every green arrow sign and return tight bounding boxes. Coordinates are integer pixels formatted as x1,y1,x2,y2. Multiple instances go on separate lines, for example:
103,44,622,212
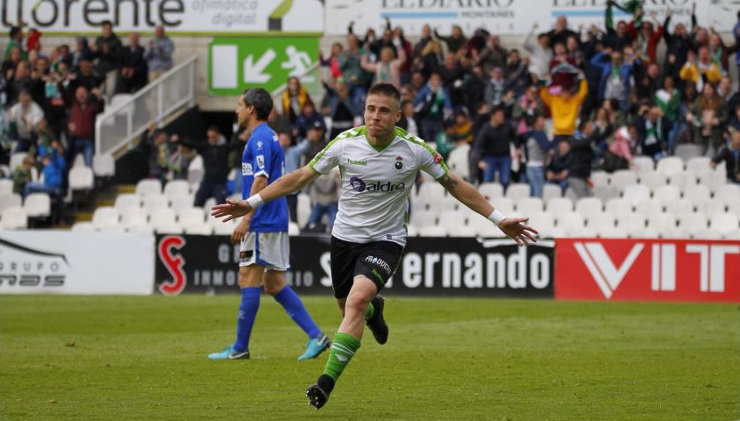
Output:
209,37,319,96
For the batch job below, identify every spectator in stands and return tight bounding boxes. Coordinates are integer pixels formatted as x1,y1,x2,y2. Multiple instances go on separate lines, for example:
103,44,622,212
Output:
4,27,24,59
434,118,457,161
5,60,39,105
116,32,147,94
2,46,23,79
707,31,730,74
547,16,578,48
523,24,552,81
321,77,362,140
8,90,44,152
460,63,486,113
636,105,671,162
452,110,474,144
361,45,406,89
734,11,740,75
521,115,554,198
168,137,198,181
398,99,419,137
513,85,545,135
193,126,233,207
539,75,588,140
144,25,174,81
654,75,682,153
304,168,340,232
633,10,664,65
484,67,509,107
710,130,740,184
662,8,693,70
687,82,728,154
434,25,467,55
549,41,579,95
415,33,443,77
680,47,722,94
91,20,122,99
63,85,104,167
603,3,633,51
413,72,452,144
546,138,571,193
478,34,508,74
293,101,325,141
590,47,638,110
602,126,633,172
473,106,516,186
278,131,306,223
69,59,102,92
729,104,740,132
337,34,368,105
566,134,595,199
72,37,93,65
12,155,34,194
504,49,530,97
281,76,313,124
23,139,65,219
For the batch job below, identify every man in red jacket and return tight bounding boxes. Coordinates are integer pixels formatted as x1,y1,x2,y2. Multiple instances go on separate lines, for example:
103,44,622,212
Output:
64,85,104,166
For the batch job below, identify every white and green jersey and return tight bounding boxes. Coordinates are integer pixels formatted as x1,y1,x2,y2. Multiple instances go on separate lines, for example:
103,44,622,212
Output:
309,126,448,246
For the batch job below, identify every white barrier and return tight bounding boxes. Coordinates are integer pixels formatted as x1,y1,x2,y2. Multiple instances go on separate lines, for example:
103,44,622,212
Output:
0,231,154,295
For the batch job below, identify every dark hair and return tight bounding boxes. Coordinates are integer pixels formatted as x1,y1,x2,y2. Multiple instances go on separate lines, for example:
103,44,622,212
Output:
101,20,113,27
9,26,20,39
400,99,412,109
491,105,506,115
242,87,273,121
367,83,401,104
206,125,220,133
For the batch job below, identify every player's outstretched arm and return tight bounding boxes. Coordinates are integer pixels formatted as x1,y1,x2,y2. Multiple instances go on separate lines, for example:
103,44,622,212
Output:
211,165,319,222
437,171,538,246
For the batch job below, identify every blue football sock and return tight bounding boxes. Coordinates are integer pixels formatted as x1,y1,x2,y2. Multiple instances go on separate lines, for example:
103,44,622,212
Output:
233,287,261,352
274,286,321,339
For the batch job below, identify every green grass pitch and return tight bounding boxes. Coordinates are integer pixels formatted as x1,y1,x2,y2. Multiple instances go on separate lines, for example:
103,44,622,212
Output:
1,295,739,420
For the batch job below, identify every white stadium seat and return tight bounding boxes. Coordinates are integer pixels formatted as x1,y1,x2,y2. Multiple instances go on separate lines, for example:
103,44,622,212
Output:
674,144,704,162
164,180,191,201
634,199,663,216
447,144,470,180
418,182,446,201
699,171,727,194
467,216,502,237
136,179,162,197
143,194,170,215
714,184,740,200
701,199,727,218
0,206,27,230
149,208,177,227
504,183,530,202
638,171,669,191
92,206,120,230
68,166,94,191
492,197,514,214
593,185,620,203
170,193,195,213
616,214,647,237
710,213,740,237
665,198,694,217
646,212,677,236
586,212,615,229
183,222,213,235
677,212,708,237
0,179,13,196
288,221,300,236
9,153,27,171
114,193,142,212
419,225,447,237
120,208,149,230
610,170,638,191
448,225,478,237
575,197,603,217
297,193,311,228
668,170,697,189
438,210,464,231
557,212,585,233
0,193,22,212
529,212,555,233
683,185,711,207
653,185,681,206
410,210,437,229
605,198,632,218
546,197,574,219
590,171,610,188
686,156,712,175
93,153,115,177
542,183,563,202
623,185,651,206
178,207,206,226
516,197,544,214
478,182,504,200
23,193,51,218
71,222,95,232
151,220,183,234
656,157,684,176
632,156,655,174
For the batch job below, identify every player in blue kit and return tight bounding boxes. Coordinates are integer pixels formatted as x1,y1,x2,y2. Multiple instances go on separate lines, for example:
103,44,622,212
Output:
208,87,330,361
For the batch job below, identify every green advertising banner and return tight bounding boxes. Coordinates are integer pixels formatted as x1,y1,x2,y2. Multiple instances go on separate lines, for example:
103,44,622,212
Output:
209,37,319,96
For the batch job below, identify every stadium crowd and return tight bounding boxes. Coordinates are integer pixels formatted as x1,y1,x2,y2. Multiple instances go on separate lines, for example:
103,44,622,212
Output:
2,2,740,231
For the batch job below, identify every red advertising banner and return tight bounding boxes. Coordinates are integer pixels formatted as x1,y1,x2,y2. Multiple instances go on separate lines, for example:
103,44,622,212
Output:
555,238,740,302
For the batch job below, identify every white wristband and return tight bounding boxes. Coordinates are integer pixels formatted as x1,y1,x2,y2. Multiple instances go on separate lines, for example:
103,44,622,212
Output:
488,209,506,226
246,194,264,209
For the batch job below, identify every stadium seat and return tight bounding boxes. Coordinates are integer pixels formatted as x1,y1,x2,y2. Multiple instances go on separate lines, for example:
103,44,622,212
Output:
170,193,195,213
686,156,712,175
564,225,596,238
71,221,95,232
674,144,704,162
593,185,620,203
596,224,627,238
183,222,213,235
616,214,647,237
72,153,86,168
575,197,603,217
665,198,694,217
418,182,446,201
120,208,148,230
150,208,177,227
0,193,22,213
288,221,300,236
604,198,633,218
586,212,615,229
448,225,478,237
428,195,458,213
622,185,651,206
114,193,142,212
724,198,740,216
92,206,120,230
542,183,563,202
178,207,206,225
677,212,708,237
516,197,544,214
9,153,27,172
634,199,663,216
0,206,27,230
419,225,447,237
467,216,502,237
447,144,470,180
410,210,437,229
714,184,740,200
610,170,638,191
492,197,514,214
668,170,697,189
93,154,115,178
0,179,13,196
164,180,191,201
683,185,711,207
632,156,655,174
709,213,740,237
545,197,574,219
151,220,183,234
68,166,94,191
136,179,162,197
590,171,609,188
556,212,585,233
297,193,311,228
529,212,555,232
656,157,684,176
22,193,51,218
646,212,677,236
630,226,659,239
438,210,464,231
638,171,669,191
504,183,530,202
653,185,681,206
143,194,170,215
701,199,726,218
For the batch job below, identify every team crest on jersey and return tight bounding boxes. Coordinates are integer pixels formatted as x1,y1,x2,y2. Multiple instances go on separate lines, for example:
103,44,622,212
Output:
433,153,443,163
257,141,263,150
395,155,403,169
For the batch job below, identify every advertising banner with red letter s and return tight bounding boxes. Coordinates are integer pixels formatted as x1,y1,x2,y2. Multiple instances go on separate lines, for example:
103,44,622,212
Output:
555,238,740,302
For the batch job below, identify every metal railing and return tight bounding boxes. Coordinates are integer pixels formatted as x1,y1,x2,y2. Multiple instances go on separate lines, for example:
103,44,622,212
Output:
94,56,197,157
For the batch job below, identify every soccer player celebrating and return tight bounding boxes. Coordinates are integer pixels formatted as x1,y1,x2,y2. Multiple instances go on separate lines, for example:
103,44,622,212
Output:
208,88,330,361
212,83,537,408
